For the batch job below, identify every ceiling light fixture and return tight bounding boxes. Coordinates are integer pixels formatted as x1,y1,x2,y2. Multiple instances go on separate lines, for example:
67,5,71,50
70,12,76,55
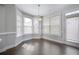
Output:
38,4,42,21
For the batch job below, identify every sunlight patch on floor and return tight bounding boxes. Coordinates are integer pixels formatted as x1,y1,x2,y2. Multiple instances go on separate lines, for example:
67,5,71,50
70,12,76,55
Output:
22,43,34,51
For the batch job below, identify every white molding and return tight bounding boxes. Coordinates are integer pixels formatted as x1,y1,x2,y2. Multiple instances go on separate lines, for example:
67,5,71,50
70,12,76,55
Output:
0,44,15,53
0,32,16,35
43,36,79,48
15,38,32,46
0,38,32,53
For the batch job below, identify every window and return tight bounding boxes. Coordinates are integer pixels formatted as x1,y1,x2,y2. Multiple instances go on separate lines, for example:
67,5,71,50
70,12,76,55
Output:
66,17,79,43
43,17,49,34
65,10,79,43
16,14,22,37
33,19,39,34
50,16,61,36
24,17,32,34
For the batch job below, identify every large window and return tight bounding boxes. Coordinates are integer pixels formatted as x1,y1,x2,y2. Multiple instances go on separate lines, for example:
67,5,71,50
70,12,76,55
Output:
24,17,32,34
50,16,61,36
43,17,49,34
33,19,39,34
66,17,79,43
65,10,79,43
16,13,22,37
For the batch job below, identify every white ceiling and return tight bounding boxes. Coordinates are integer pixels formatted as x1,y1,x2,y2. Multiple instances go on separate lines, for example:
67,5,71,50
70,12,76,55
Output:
16,4,68,16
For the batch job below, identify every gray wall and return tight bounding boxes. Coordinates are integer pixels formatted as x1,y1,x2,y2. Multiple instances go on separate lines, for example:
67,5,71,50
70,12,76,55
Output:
0,4,16,52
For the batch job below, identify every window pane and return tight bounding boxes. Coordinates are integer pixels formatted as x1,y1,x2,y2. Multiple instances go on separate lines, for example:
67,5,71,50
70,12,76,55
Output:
66,17,79,43
50,16,61,36
33,19,39,34
24,26,32,34
43,17,49,26
65,10,79,43
24,17,32,34
43,17,49,34
24,18,32,26
43,25,49,34
16,14,22,37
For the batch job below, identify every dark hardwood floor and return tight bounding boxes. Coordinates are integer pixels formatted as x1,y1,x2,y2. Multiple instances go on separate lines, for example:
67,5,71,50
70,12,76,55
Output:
0,39,79,55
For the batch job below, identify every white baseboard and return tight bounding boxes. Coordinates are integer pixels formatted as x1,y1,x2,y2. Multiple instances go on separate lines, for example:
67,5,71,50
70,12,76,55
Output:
0,44,15,53
15,39,31,47
43,36,79,48
32,37,41,39
0,38,32,53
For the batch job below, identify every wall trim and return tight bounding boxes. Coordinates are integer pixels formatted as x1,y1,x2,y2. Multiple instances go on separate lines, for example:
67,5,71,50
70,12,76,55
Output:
0,44,15,53
0,38,32,53
0,32,16,35
15,38,32,46
43,36,79,48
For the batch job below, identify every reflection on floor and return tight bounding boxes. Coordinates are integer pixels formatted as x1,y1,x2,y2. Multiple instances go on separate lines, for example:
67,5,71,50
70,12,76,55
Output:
0,39,79,55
